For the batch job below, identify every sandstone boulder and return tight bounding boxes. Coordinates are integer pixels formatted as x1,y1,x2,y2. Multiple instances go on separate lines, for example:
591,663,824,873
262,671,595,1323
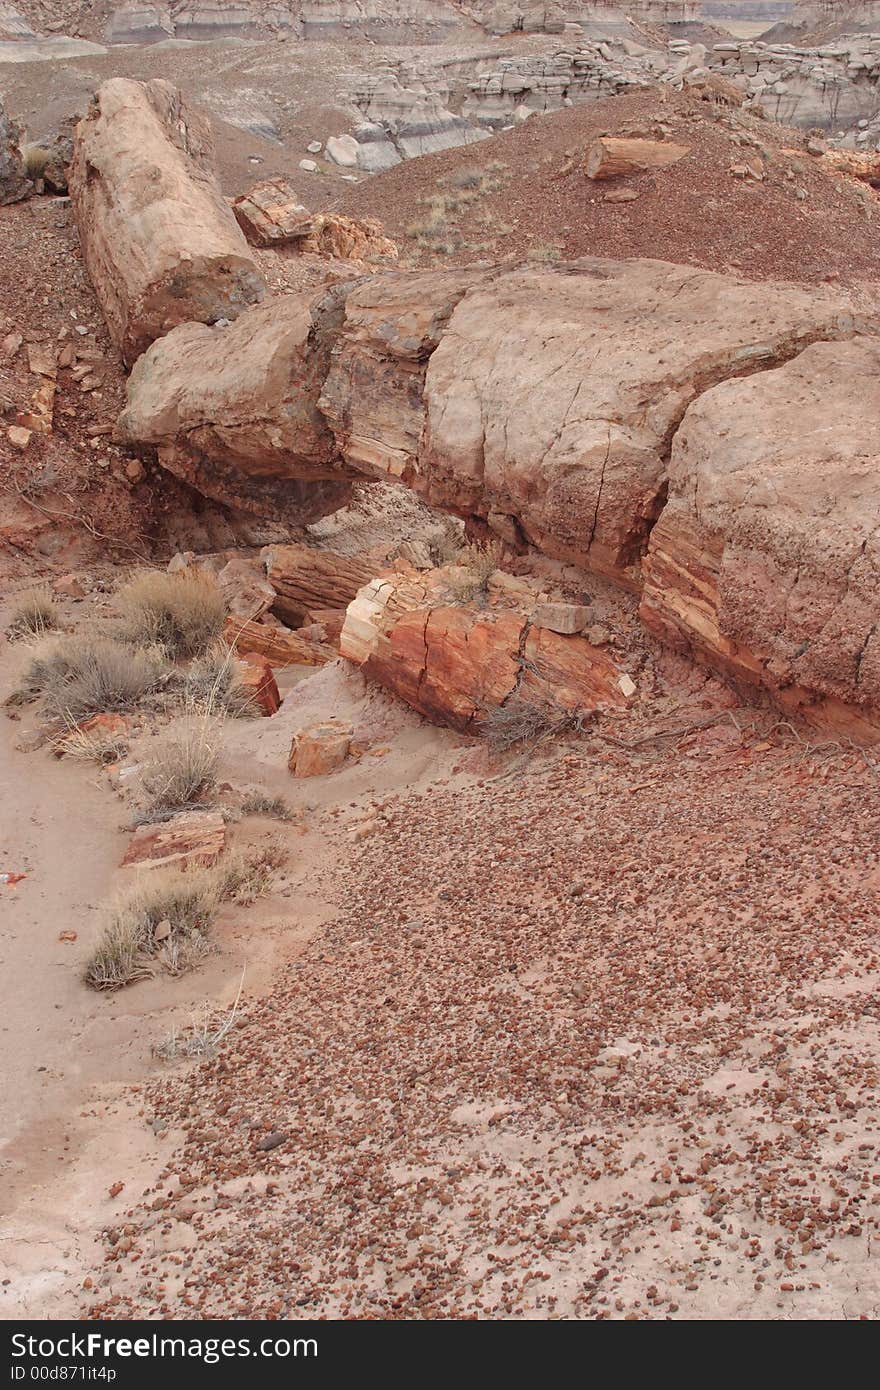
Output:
117,287,354,523
70,78,266,366
641,337,880,738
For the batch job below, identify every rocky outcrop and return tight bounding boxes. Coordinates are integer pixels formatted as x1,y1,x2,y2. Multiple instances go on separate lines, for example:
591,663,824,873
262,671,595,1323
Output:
0,98,29,206
70,79,266,367
420,260,872,583
117,287,353,523
120,256,880,733
341,565,633,730
319,267,492,483
640,336,880,737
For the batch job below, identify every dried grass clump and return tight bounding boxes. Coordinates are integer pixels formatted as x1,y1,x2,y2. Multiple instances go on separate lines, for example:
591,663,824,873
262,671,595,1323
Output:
6,588,59,640
84,866,219,990
59,724,130,766
115,569,226,659
241,790,294,821
138,718,221,817
446,539,505,605
219,837,288,905
16,634,162,721
184,643,259,718
481,696,590,754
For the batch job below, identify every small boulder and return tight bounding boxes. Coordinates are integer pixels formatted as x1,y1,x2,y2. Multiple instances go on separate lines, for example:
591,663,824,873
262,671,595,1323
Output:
531,602,590,635
289,719,352,777
121,810,227,871
235,652,281,716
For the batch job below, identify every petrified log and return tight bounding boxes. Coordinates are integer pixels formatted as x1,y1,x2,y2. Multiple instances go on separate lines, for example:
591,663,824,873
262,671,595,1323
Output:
585,137,690,180
341,568,632,732
117,287,354,523
222,616,336,668
264,544,377,624
70,78,266,366
232,178,315,247
640,337,880,741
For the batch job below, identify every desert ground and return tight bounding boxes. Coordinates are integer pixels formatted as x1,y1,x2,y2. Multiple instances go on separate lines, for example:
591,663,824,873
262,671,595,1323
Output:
1,0,880,1323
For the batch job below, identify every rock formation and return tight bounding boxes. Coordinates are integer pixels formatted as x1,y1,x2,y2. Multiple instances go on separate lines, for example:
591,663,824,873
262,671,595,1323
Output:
341,565,633,729
119,253,880,734
117,287,353,523
641,337,880,736
0,98,30,206
70,78,266,367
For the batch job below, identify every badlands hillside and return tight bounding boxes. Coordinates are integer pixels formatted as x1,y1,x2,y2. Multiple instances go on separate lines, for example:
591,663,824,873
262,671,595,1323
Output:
1,0,880,1326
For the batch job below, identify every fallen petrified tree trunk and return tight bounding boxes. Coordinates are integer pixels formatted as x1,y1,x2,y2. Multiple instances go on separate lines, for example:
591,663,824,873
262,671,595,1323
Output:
222,616,336,668
640,337,880,741
116,288,354,523
341,566,633,732
70,78,266,366
264,544,377,624
585,137,691,180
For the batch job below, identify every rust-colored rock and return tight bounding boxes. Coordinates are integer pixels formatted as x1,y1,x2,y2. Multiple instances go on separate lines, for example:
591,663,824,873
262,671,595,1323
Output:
640,337,880,739
289,719,353,777
121,810,227,871
232,178,315,246
341,567,631,732
585,137,691,180
235,652,280,716
70,78,265,366
300,214,398,266
264,543,377,624
216,557,275,621
117,287,353,523
222,616,336,668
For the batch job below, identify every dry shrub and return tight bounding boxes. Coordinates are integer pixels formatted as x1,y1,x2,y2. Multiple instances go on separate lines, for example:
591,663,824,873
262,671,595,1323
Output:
84,866,219,990
446,539,505,604
219,837,288,905
59,724,130,766
17,634,162,721
184,643,259,718
7,588,59,640
138,718,221,817
22,144,49,180
241,790,294,821
481,695,590,753
115,568,226,659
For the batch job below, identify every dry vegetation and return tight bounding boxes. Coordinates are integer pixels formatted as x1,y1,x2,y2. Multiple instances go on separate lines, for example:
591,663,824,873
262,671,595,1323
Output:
15,634,163,722
114,569,226,659
446,539,505,605
6,588,60,641
406,162,510,256
137,718,221,820
84,866,220,991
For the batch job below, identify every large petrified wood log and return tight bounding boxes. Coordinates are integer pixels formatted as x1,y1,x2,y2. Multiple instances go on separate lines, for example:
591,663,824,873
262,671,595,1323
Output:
584,137,691,180
264,544,377,624
70,78,266,366
117,287,354,523
222,616,336,668
341,567,632,731
640,337,880,741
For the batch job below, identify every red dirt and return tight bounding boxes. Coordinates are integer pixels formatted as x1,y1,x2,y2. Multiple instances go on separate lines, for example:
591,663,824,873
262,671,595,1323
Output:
331,88,880,286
